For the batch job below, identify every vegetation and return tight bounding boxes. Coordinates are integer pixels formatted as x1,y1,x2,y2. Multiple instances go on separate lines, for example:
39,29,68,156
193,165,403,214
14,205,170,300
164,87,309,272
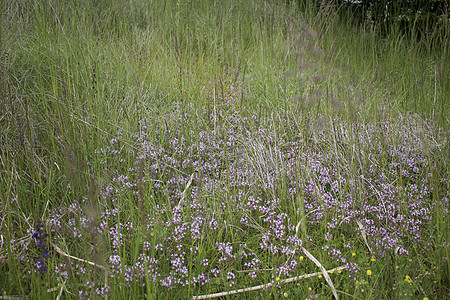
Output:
326,0,449,41
1,0,448,299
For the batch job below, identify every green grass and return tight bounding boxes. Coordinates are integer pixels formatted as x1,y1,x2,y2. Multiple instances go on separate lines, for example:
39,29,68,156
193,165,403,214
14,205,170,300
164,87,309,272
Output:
1,0,448,299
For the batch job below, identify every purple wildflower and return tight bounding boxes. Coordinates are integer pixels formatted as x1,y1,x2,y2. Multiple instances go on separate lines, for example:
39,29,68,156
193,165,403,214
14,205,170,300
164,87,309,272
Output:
33,219,50,273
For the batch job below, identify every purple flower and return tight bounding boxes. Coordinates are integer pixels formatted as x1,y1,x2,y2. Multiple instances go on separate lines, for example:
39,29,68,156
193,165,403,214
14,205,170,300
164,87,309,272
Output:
33,219,49,273
227,271,235,280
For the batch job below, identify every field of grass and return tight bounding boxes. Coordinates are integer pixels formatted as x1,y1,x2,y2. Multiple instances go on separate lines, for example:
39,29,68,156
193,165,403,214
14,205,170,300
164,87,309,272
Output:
0,0,448,299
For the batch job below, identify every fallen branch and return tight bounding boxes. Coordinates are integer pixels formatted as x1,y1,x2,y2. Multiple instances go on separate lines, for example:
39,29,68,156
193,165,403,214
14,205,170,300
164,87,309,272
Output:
192,265,347,300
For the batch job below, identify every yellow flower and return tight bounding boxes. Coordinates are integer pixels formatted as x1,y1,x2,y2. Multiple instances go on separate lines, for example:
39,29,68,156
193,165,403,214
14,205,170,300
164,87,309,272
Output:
405,275,413,283
408,259,412,262
297,283,300,287
367,270,372,276
423,297,429,300
338,270,342,274
395,265,399,269
300,256,304,261
276,277,280,281
283,292,288,298
330,270,334,274
371,257,376,262
352,252,356,256
318,274,322,278
308,287,312,291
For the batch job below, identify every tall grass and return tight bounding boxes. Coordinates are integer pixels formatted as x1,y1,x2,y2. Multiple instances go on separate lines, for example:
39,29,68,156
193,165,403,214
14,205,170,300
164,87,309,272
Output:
1,0,448,299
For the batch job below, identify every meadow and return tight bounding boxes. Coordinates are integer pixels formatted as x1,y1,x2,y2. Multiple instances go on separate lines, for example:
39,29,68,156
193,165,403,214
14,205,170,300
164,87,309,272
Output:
0,0,448,299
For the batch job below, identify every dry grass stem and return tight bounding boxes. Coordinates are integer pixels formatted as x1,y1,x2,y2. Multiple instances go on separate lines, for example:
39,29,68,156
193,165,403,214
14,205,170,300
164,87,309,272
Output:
176,173,195,209
355,219,373,254
301,246,339,300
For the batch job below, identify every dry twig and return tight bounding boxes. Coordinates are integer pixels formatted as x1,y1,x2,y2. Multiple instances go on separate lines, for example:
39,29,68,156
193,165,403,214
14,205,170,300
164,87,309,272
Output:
51,242,107,271
51,243,109,300
192,265,347,299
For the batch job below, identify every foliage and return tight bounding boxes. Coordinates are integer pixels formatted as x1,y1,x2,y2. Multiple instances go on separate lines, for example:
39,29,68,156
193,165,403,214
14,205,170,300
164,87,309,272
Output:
1,0,448,299
296,0,449,47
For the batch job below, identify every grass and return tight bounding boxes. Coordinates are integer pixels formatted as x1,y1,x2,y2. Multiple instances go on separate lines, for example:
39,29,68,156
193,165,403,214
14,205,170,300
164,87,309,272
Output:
0,0,448,299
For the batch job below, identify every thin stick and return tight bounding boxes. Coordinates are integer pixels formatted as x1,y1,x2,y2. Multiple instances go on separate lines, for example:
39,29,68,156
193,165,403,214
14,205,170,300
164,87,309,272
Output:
191,265,346,300
51,243,109,299
51,242,107,271
236,268,273,273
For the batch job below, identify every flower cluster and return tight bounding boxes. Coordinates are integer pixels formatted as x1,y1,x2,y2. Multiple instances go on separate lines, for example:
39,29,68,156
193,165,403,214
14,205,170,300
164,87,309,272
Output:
33,219,50,273
43,90,447,293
